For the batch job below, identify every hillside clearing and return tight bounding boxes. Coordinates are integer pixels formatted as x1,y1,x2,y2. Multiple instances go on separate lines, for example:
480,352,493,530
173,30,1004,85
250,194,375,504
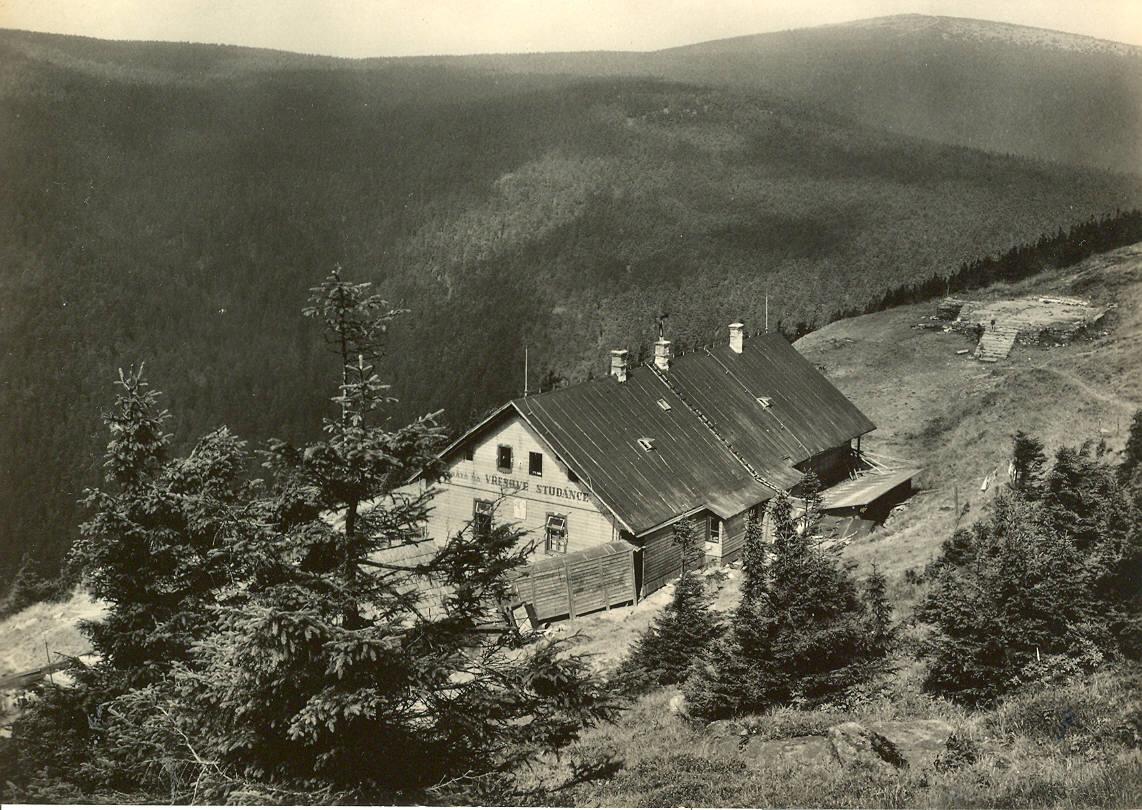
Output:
0,589,102,678
794,242,1142,600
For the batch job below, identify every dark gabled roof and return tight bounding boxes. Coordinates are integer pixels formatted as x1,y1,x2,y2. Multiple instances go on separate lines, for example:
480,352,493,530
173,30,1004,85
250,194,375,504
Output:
513,368,779,536
422,332,873,538
667,333,875,468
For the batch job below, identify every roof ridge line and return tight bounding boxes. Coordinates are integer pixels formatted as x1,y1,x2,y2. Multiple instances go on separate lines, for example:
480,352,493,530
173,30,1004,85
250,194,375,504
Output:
645,361,786,494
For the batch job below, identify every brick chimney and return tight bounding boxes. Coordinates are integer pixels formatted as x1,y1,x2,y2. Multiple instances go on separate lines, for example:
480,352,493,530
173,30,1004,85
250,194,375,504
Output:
609,349,629,382
729,322,745,354
654,338,673,371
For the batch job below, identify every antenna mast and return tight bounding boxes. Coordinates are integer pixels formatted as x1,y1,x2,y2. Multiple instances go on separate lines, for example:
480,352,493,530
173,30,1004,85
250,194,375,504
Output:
765,293,769,334
523,342,529,397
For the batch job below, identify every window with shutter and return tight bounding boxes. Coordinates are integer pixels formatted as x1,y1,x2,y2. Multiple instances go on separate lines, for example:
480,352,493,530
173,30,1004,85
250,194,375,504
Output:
545,513,568,554
473,499,494,533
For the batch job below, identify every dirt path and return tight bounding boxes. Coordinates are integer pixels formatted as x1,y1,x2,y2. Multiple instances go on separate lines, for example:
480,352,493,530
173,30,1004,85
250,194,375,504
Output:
1025,364,1138,413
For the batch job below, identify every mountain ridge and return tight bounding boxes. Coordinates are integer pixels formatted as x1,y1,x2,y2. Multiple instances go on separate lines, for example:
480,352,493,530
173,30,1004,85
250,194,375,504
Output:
3,13,1139,61
662,14,1142,57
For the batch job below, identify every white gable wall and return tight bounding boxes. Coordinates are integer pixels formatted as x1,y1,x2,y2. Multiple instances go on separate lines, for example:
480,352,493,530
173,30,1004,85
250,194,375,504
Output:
423,412,623,557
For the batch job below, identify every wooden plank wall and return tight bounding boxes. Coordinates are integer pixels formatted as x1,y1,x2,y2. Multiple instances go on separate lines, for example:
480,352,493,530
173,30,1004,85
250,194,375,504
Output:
719,510,749,564
718,503,775,565
640,522,705,597
513,547,636,621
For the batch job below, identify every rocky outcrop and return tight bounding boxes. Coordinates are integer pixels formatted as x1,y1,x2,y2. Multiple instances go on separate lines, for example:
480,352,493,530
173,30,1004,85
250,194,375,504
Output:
828,721,909,772
742,735,835,767
866,720,954,768
702,717,955,772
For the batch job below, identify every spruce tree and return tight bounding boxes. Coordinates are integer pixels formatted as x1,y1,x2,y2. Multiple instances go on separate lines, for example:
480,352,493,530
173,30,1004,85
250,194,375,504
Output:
8,276,617,803
686,477,891,720
1119,409,1142,485
740,508,768,605
177,271,616,801
615,520,721,692
1011,430,1047,495
864,564,895,657
72,368,251,687
6,369,253,800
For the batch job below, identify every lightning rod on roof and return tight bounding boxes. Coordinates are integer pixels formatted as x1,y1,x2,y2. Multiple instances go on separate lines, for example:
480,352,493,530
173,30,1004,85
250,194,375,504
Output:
523,342,529,397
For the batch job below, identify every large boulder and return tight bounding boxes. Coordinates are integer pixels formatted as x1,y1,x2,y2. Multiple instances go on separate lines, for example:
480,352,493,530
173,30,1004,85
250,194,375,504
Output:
742,735,835,768
827,721,909,772
701,717,955,774
699,718,751,757
866,720,954,768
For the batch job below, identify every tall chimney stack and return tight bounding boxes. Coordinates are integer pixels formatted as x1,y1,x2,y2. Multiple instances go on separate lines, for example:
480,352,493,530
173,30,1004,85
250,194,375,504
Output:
609,349,629,382
654,338,673,371
729,322,745,354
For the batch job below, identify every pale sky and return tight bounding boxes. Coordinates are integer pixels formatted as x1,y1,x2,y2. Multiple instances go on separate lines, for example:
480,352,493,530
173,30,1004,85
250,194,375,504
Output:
0,0,1139,57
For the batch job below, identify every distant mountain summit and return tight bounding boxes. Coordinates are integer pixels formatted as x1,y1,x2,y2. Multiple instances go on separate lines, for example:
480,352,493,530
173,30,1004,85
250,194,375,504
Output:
664,14,1141,58
817,14,1141,58
396,13,1140,175
639,14,1142,175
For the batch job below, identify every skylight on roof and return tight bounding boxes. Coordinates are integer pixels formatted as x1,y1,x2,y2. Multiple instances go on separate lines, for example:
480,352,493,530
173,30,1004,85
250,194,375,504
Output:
656,398,672,411
637,437,655,451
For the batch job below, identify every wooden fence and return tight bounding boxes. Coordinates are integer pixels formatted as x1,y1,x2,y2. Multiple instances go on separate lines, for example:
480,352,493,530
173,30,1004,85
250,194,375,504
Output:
511,541,637,621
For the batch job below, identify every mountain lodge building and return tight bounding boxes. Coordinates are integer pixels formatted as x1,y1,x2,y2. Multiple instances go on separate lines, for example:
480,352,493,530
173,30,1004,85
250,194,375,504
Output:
412,324,916,620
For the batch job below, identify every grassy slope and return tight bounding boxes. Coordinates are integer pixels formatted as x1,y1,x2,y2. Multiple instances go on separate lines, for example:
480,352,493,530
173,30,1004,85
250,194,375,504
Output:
549,243,1142,807
1,27,1140,589
796,242,1142,605
553,669,1142,808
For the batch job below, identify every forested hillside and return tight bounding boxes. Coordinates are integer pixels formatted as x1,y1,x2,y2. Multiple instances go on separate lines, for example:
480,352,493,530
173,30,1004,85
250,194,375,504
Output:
1,27,1140,588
